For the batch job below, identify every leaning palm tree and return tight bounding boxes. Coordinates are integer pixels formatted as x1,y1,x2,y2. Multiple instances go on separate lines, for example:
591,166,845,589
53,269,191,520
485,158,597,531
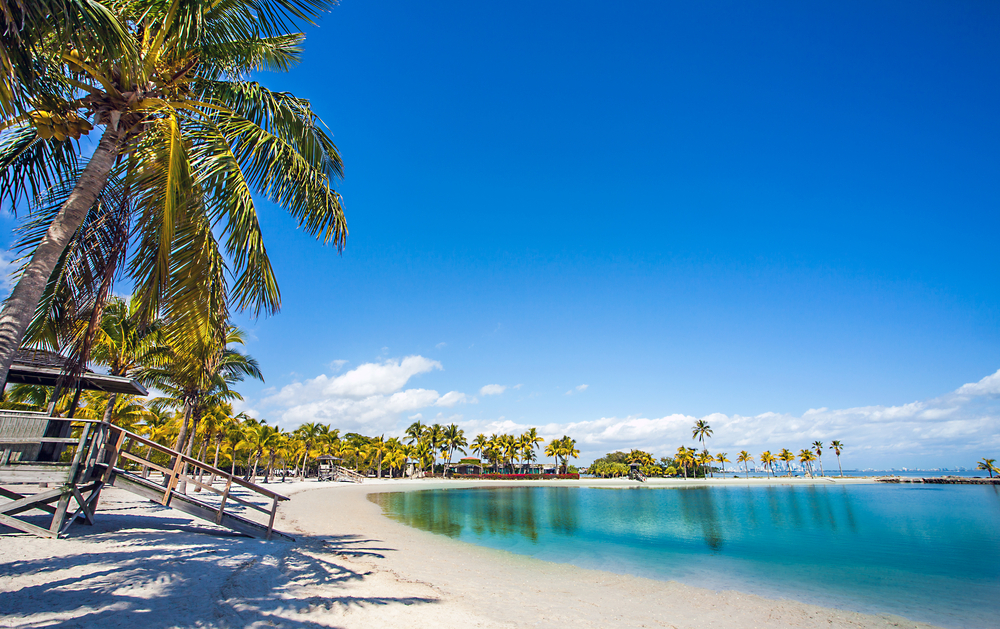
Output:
830,440,845,476
692,419,713,448
977,458,997,478
0,0,348,388
736,450,753,479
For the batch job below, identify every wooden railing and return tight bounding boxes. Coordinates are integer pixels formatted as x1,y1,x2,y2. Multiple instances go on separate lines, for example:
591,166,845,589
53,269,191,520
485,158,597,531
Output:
332,465,365,483
103,425,289,539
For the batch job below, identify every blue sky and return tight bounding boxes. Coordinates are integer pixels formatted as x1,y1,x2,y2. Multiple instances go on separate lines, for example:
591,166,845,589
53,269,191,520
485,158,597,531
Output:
6,1,1000,468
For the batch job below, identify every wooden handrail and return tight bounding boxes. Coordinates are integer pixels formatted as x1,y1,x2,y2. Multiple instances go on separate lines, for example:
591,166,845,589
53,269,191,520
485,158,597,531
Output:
110,427,289,502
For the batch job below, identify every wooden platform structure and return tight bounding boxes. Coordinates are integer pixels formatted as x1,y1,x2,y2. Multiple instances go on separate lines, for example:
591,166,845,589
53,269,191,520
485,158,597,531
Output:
316,454,365,483
0,412,291,539
0,352,290,540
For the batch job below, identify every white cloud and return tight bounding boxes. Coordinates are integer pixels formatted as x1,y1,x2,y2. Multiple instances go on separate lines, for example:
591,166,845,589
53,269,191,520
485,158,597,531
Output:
0,250,16,298
435,342,447,349
435,391,475,407
329,359,349,372
262,356,475,433
565,384,589,395
480,384,506,396
956,368,1000,397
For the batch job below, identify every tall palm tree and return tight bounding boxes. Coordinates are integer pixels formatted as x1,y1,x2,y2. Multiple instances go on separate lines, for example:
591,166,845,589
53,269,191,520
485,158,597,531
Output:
425,424,444,475
442,424,467,477
778,448,795,476
736,450,753,479
812,441,824,476
0,0,348,388
692,419,713,448
470,433,488,475
830,440,845,477
760,451,775,478
521,428,544,473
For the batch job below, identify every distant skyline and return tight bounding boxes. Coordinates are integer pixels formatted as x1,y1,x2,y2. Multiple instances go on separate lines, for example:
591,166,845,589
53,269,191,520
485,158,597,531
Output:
3,1,999,467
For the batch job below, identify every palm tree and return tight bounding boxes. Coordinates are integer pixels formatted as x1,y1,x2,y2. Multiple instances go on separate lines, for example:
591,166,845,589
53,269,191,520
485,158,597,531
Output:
294,422,323,479
675,446,693,479
716,452,730,476
798,449,816,477
555,436,579,474
521,428,544,473
0,0,348,388
692,420,713,449
812,441,824,476
425,424,444,475
697,450,714,477
830,440,845,477
405,420,425,445
737,450,753,479
977,458,997,478
87,296,167,423
442,424,467,477
544,440,560,475
778,448,795,476
471,433,488,475
760,451,776,478
149,325,262,487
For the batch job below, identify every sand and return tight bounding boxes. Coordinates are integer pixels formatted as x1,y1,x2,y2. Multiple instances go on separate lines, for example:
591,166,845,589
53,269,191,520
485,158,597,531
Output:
0,476,943,629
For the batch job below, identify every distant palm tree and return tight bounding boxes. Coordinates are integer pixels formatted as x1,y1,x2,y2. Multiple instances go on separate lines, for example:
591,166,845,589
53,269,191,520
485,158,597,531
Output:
294,422,323,479
812,441,825,476
555,436,580,474
830,440,845,477
737,450,753,479
760,451,776,478
544,440,560,475
692,420,713,448
977,458,997,478
405,421,426,445
716,452,730,476
675,446,693,479
778,448,795,476
426,424,445,474
442,424,467,476
471,433,489,474
798,449,816,477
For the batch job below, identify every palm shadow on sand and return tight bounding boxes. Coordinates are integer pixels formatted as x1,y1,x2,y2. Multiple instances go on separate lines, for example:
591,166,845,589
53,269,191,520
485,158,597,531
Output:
1,507,438,629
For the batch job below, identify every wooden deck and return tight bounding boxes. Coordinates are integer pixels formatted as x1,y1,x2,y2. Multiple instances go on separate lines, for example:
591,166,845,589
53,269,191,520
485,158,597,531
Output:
1,412,291,540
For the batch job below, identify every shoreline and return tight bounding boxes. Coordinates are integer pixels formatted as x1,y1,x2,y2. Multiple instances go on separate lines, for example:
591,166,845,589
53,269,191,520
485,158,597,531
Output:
0,477,944,629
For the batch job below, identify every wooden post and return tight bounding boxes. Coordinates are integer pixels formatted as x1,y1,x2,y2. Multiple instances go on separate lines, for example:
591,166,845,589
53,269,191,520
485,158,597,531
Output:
216,473,233,524
162,454,185,506
266,496,278,540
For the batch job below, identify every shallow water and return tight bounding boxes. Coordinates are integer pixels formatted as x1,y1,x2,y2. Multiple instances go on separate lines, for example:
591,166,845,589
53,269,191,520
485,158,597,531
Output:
372,484,1000,629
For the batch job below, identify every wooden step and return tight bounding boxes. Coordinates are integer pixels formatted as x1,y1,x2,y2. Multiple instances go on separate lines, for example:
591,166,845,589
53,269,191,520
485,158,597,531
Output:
109,470,294,541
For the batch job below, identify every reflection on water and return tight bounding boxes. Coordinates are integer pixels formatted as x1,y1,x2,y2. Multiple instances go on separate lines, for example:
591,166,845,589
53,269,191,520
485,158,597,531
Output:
373,484,1000,629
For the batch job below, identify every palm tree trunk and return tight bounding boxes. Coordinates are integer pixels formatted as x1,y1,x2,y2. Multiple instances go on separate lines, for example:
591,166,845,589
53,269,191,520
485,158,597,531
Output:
0,128,121,387
210,437,222,484
837,455,843,477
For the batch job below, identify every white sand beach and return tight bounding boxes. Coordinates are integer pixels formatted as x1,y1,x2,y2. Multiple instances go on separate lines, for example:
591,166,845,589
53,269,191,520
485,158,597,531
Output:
0,477,942,629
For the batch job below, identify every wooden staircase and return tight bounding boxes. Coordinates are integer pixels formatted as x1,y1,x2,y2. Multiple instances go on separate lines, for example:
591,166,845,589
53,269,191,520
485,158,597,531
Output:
1,412,291,540
332,465,365,483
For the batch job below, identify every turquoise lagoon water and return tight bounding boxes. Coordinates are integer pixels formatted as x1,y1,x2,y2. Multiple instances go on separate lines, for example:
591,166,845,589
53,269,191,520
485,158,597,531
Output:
372,485,1000,629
